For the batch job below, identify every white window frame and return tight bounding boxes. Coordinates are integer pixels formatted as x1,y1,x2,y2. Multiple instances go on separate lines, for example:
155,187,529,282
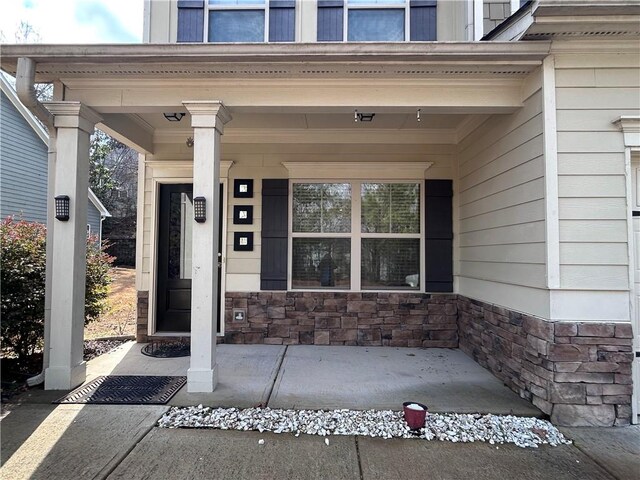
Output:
204,0,271,43
288,179,425,292
344,0,410,42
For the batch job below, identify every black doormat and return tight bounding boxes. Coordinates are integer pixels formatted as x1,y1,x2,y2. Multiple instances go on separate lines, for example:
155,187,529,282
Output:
55,375,186,405
141,341,190,358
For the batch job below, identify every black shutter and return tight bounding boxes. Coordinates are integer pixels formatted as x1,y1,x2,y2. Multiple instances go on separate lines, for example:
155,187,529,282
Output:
269,0,295,42
410,0,437,41
261,179,289,290
177,0,204,43
425,180,453,292
317,0,344,42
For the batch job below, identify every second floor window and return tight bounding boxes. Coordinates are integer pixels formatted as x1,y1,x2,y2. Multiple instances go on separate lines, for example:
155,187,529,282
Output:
318,0,436,42
206,0,295,42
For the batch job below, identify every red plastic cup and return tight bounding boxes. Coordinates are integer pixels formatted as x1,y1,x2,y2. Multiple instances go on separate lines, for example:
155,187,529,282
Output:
403,401,428,430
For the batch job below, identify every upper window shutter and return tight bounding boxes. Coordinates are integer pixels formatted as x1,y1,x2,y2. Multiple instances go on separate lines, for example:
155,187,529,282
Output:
269,0,295,42
317,0,344,41
425,179,453,292
410,0,437,41
261,179,289,290
177,0,205,43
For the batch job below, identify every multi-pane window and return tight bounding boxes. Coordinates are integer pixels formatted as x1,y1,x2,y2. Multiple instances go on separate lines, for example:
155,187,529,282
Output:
360,183,420,289
317,0,437,42
292,184,352,289
347,0,406,41
206,0,295,43
291,181,421,290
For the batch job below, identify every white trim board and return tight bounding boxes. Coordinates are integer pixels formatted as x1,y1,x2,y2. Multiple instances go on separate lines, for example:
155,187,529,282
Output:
282,161,434,179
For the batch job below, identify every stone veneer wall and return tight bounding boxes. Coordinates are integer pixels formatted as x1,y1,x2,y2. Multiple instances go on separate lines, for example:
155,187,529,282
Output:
457,296,634,427
136,291,149,343
223,292,458,347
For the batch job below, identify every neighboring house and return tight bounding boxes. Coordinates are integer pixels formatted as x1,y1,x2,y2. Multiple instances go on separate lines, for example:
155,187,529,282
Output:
0,75,110,243
1,0,638,427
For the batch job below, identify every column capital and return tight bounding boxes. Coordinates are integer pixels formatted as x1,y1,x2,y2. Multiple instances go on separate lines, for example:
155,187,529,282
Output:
182,101,232,133
44,101,103,134
614,115,640,147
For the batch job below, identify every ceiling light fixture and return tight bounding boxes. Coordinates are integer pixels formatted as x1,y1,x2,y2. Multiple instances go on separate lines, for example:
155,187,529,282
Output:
163,112,185,122
356,111,375,122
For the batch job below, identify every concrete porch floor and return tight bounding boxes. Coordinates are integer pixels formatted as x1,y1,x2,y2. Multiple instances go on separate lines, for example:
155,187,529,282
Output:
86,342,540,416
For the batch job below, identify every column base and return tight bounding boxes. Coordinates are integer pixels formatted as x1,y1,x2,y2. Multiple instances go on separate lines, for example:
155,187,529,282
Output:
187,365,219,393
44,362,87,390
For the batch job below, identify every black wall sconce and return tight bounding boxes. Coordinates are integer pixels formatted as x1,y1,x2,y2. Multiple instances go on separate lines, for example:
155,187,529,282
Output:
55,195,70,221
194,196,206,223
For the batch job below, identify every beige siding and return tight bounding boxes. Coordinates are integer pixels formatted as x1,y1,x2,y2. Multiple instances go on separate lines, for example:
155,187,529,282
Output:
554,52,640,291
456,75,548,316
140,141,454,296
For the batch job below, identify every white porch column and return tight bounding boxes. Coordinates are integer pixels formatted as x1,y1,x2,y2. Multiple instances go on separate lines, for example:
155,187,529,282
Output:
43,102,102,390
183,101,231,392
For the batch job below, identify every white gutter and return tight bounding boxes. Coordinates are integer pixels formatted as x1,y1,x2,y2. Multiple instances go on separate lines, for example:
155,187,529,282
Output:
16,57,55,387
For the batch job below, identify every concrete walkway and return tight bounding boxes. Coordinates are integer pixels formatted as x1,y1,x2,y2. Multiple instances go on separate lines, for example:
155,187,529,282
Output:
3,343,638,479
1,399,637,479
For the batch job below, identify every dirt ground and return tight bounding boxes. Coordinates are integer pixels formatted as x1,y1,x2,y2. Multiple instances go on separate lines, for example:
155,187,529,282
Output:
85,267,137,340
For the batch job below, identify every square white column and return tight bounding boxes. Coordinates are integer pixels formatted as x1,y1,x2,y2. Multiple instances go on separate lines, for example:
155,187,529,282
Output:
43,102,102,390
183,101,231,392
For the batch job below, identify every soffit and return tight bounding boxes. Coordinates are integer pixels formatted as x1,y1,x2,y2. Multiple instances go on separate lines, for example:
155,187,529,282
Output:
0,42,551,83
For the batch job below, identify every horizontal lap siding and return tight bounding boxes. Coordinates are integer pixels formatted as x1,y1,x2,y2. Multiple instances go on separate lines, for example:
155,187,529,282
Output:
142,142,455,293
457,80,546,305
555,53,640,291
87,202,101,238
0,92,48,224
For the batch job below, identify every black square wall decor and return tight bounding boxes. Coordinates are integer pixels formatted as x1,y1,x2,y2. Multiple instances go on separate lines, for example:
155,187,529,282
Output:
233,205,253,225
234,232,254,251
234,179,253,198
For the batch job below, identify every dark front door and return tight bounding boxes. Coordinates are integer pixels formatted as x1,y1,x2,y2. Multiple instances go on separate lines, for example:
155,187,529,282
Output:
156,183,224,333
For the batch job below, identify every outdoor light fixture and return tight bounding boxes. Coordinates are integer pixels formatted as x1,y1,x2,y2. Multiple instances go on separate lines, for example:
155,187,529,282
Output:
355,111,375,122
417,108,421,122
186,137,194,148
55,195,70,221
163,112,185,122
194,196,206,223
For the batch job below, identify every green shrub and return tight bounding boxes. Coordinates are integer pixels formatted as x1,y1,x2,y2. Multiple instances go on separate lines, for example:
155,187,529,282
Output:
0,217,114,363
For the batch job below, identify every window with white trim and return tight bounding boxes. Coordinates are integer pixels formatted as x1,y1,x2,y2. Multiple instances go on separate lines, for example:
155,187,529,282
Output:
290,180,422,290
206,0,295,43
347,0,407,41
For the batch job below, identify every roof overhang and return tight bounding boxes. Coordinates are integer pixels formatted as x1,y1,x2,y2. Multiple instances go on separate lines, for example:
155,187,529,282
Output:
88,189,111,217
485,0,640,41
0,42,552,83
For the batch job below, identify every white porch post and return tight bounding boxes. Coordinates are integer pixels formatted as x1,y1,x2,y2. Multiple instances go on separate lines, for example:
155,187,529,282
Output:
43,102,101,390
183,101,231,392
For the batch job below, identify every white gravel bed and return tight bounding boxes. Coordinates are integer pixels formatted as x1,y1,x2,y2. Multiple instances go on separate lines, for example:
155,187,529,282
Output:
158,405,572,448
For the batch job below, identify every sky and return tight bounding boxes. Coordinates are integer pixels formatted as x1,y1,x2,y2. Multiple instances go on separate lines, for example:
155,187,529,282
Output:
0,0,144,44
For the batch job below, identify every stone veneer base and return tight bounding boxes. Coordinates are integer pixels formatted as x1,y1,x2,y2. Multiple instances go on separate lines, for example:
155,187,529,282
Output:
458,296,634,427
223,292,458,348
136,290,633,426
